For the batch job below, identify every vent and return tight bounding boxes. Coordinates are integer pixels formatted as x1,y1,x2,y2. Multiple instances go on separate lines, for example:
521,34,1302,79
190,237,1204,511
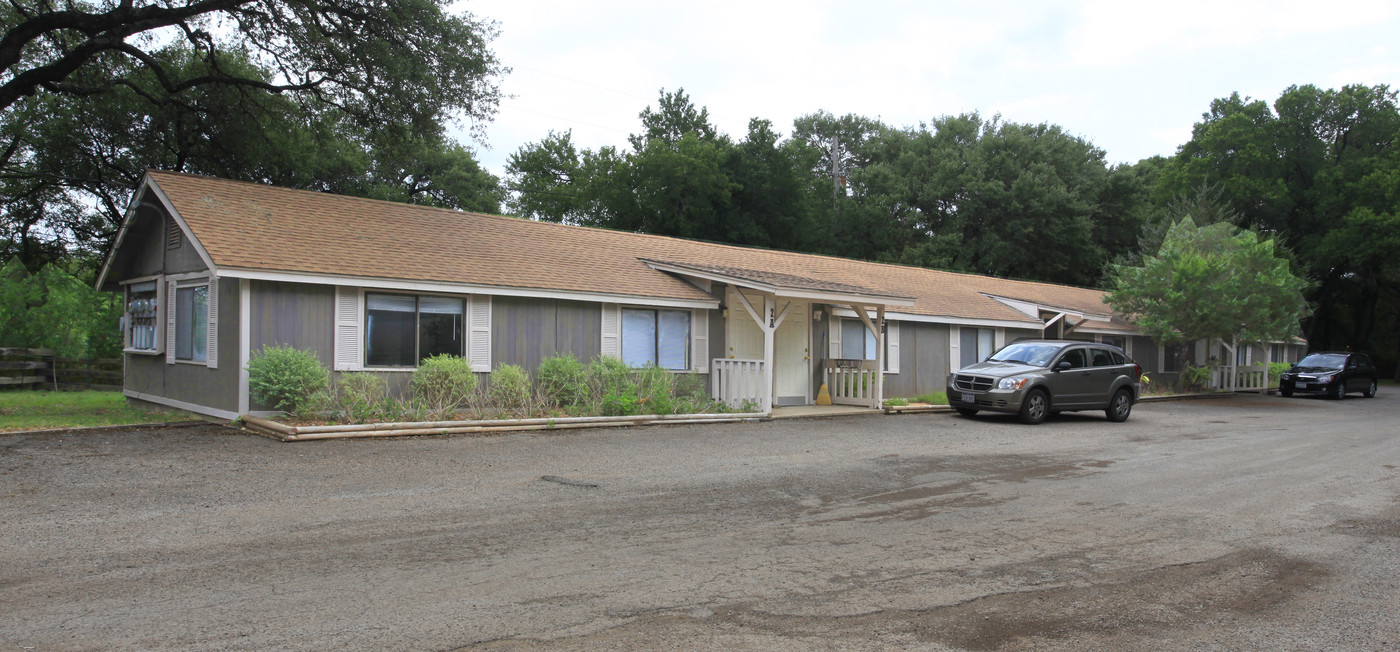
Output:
166,218,182,250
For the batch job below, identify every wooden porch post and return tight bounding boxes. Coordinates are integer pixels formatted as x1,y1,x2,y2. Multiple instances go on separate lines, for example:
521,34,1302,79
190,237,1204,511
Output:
875,305,885,408
731,289,778,414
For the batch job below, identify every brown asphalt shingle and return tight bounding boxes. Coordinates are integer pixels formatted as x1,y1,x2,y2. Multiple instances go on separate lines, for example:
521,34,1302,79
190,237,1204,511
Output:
147,170,1130,327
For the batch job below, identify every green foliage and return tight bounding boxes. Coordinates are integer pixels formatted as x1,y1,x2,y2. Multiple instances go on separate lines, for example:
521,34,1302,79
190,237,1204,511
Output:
915,392,949,405
1106,217,1310,348
1180,365,1212,392
600,388,642,417
0,258,121,357
488,364,531,414
1158,84,1400,372
411,354,477,418
585,356,633,402
246,345,330,415
0,390,195,431
883,397,910,407
3,3,506,269
332,373,389,424
537,354,588,408
1268,362,1292,385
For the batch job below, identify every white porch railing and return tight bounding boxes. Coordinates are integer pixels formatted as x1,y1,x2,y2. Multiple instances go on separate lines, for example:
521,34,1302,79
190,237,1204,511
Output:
712,358,767,410
1209,364,1269,392
825,361,878,406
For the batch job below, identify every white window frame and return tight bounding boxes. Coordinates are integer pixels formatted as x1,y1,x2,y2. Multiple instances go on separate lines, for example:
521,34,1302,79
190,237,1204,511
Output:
334,287,489,373
165,272,217,368
602,304,707,373
121,274,164,355
830,316,897,373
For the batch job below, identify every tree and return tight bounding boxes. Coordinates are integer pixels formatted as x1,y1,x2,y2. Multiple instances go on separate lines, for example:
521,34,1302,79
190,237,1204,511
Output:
2,41,503,271
0,0,504,129
1158,84,1400,373
1105,218,1310,357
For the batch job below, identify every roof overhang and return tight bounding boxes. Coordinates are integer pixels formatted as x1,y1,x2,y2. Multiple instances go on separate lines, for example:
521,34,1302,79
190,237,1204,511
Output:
982,293,1113,323
96,172,218,290
642,260,916,308
217,267,720,310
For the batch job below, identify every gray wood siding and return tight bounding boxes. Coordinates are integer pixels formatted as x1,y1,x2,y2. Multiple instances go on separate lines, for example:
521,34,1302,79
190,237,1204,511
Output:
885,321,950,398
123,276,239,413
1004,327,1042,344
492,296,600,373
249,281,335,367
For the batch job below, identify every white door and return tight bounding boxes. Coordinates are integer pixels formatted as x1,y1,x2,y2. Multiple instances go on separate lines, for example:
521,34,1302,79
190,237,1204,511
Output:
773,301,810,405
726,288,764,360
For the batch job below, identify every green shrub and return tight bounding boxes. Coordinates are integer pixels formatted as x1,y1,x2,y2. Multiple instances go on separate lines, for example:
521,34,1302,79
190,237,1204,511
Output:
537,354,588,408
1181,365,1212,391
586,355,632,402
601,388,640,416
633,365,676,414
333,372,388,423
246,345,330,415
914,392,947,405
1268,362,1290,385
411,354,477,419
489,364,531,414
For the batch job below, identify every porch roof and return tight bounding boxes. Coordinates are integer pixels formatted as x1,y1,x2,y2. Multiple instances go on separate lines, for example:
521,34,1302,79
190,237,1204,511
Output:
640,259,916,307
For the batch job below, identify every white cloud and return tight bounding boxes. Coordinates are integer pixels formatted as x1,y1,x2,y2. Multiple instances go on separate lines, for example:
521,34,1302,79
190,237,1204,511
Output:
460,0,1400,174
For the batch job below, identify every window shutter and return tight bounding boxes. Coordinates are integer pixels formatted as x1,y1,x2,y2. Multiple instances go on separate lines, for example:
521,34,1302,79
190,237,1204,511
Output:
948,325,960,373
468,295,491,372
601,303,620,358
885,320,900,373
165,279,178,364
333,286,361,371
691,308,708,373
205,277,218,368
828,312,842,359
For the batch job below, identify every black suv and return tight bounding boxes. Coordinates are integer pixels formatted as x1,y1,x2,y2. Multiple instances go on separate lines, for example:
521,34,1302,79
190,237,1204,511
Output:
1279,352,1378,399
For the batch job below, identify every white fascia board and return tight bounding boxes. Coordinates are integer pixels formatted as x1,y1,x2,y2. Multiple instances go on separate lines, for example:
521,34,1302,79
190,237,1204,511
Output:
124,389,239,421
96,175,154,290
643,261,916,307
146,178,218,276
829,308,1041,330
982,293,1112,322
217,268,720,310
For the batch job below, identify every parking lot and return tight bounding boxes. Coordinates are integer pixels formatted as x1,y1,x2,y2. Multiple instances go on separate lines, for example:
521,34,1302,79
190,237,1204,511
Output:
3,391,1398,650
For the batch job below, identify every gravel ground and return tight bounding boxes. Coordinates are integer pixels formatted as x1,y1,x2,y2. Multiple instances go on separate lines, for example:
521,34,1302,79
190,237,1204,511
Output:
1,391,1397,650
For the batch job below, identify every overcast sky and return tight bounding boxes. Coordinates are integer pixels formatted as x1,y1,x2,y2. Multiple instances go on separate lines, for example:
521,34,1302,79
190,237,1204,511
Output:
460,0,1400,176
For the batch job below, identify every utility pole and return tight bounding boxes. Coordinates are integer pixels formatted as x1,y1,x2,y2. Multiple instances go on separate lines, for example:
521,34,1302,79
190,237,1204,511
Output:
830,133,842,204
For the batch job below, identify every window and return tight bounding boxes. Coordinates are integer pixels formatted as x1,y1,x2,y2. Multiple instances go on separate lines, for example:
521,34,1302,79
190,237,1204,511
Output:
621,308,690,369
960,327,996,368
174,284,208,362
1090,348,1115,367
1101,335,1127,352
365,293,464,367
836,317,895,371
125,280,159,351
1058,347,1088,369
1270,344,1286,363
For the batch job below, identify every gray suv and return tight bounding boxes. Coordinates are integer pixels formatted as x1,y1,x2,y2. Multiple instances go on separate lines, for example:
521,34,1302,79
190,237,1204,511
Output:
946,340,1142,424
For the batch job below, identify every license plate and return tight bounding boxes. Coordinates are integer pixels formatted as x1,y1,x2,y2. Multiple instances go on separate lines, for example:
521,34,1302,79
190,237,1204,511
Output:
961,392,975,404
1296,383,1309,389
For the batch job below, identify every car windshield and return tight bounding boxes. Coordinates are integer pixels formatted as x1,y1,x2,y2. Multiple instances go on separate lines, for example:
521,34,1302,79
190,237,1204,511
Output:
987,342,1063,367
1297,353,1346,369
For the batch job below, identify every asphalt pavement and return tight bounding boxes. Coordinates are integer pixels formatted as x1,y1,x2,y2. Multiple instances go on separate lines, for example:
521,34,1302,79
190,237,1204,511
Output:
1,390,1397,650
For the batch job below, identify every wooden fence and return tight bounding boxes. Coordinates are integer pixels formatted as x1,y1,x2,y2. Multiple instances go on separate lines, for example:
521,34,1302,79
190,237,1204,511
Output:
0,347,122,391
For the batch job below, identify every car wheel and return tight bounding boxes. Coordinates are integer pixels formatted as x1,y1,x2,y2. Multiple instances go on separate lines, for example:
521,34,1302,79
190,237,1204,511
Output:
1331,380,1346,400
1279,388,1293,397
1018,389,1049,425
1105,388,1133,422
1363,378,1377,398
955,407,979,417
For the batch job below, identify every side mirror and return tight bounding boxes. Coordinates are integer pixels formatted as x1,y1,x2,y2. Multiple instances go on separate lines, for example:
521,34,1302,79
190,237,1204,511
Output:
1054,361,1072,372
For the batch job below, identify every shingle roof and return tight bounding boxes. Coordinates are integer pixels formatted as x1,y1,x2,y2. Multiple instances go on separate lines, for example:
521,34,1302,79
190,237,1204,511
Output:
144,170,1129,328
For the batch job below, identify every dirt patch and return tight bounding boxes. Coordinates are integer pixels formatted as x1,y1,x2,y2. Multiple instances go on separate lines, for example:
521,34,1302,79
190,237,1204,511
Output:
468,548,1327,651
1333,506,1400,539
